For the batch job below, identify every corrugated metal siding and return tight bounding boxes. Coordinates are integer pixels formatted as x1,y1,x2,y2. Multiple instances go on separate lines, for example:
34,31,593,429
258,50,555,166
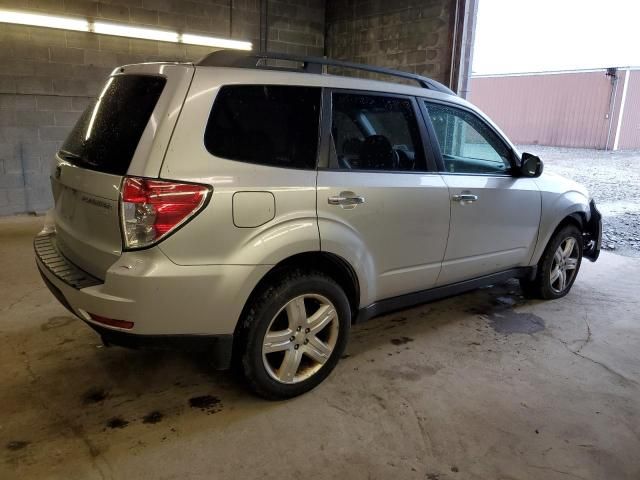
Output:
618,70,640,149
469,70,639,149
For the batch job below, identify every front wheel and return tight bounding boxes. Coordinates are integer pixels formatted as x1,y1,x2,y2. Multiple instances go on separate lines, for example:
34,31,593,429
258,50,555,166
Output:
521,224,583,300
239,271,350,399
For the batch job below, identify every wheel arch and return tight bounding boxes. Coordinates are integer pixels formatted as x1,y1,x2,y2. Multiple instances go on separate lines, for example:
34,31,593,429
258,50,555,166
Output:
233,251,361,339
559,212,586,232
531,209,588,265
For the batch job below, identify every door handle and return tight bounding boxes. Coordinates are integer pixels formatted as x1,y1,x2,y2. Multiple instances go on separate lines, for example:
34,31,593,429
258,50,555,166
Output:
328,192,365,207
451,193,478,203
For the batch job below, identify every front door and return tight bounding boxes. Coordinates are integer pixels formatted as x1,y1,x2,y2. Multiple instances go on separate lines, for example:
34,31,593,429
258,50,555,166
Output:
316,91,451,305
422,101,541,286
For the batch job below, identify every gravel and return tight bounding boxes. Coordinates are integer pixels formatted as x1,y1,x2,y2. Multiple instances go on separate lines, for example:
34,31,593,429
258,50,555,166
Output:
518,145,640,258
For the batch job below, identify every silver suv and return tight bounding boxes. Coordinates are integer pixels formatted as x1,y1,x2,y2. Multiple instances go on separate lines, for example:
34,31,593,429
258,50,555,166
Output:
35,51,601,399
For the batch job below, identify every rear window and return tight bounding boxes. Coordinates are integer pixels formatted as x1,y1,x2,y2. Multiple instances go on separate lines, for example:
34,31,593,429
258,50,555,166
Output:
204,85,321,169
60,75,166,176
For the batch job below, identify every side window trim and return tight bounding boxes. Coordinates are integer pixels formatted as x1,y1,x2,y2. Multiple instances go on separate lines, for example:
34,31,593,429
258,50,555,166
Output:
420,98,518,176
317,87,332,170
320,88,439,173
417,97,446,172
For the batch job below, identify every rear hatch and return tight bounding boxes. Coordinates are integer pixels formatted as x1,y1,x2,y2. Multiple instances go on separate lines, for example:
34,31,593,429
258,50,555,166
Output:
51,64,194,280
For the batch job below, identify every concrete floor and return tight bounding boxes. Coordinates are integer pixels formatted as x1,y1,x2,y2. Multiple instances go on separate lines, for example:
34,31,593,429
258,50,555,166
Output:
1,216,639,480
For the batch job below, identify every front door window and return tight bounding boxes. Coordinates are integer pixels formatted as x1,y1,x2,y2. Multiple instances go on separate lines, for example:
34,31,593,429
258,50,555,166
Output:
424,102,512,174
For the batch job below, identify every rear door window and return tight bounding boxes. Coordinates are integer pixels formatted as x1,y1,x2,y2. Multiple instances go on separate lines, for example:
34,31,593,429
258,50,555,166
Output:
60,75,166,176
204,85,321,169
330,93,427,171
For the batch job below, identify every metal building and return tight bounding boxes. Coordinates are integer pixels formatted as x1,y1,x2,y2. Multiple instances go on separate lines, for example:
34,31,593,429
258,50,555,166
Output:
469,67,640,150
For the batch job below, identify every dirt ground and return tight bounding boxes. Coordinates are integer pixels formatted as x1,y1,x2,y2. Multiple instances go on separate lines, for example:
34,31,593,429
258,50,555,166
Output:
518,145,640,257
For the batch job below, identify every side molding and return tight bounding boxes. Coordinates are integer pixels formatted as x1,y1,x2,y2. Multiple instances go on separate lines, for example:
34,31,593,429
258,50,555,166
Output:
357,267,533,323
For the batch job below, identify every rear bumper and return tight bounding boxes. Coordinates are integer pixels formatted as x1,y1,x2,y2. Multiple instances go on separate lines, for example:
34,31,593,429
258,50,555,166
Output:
86,322,233,368
37,263,232,366
584,199,602,262
35,232,269,367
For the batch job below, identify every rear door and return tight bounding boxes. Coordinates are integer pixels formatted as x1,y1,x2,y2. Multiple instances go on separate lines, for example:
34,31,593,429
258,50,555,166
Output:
421,100,541,285
51,64,193,279
316,90,450,304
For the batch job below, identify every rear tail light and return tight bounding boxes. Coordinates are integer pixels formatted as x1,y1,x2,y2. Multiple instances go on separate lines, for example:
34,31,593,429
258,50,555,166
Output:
120,177,210,250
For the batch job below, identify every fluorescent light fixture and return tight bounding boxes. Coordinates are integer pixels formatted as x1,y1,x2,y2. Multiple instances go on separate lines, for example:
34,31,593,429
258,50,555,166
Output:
93,21,179,43
0,8,252,51
181,33,252,51
0,10,88,32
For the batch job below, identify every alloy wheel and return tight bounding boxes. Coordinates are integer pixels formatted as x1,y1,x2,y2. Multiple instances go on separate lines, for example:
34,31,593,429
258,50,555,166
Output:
262,294,339,384
549,236,579,294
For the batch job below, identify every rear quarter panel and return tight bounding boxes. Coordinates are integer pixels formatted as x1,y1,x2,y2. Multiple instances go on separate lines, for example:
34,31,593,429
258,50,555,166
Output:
157,67,320,267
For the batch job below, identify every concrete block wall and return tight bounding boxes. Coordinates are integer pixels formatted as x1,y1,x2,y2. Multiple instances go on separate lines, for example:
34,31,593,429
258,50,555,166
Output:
325,0,454,85
0,0,325,215
267,0,325,56
0,0,461,215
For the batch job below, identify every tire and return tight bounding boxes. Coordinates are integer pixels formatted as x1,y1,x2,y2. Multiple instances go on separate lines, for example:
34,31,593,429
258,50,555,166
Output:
239,270,351,399
520,224,583,300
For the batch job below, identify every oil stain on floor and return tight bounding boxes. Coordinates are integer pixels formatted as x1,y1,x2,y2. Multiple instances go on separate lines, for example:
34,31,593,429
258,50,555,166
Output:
465,288,546,335
82,387,108,404
490,311,545,334
189,395,222,414
142,411,164,424
390,336,414,345
105,417,129,429
6,441,29,451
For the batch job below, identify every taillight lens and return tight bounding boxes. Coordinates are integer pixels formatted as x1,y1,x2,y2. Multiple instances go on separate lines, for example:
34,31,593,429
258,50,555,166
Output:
120,177,209,250
89,313,134,330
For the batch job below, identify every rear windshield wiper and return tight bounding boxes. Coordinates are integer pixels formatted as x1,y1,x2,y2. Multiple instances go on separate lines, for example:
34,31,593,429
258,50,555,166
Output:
58,150,100,167
58,150,101,169
58,150,82,163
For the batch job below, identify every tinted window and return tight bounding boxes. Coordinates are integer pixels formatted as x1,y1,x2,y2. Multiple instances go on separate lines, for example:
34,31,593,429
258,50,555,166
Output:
60,75,166,176
331,93,426,171
424,102,512,174
205,85,321,169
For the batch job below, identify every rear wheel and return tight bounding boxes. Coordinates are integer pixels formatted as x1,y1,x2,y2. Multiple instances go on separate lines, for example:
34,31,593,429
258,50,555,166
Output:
521,224,583,299
239,270,350,399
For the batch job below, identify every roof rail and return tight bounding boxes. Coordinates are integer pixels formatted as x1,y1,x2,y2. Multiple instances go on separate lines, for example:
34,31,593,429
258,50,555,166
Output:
196,50,456,95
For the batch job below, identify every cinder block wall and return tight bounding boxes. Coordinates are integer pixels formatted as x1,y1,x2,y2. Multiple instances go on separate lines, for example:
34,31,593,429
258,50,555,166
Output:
0,0,459,216
0,0,325,215
267,0,325,56
325,0,454,85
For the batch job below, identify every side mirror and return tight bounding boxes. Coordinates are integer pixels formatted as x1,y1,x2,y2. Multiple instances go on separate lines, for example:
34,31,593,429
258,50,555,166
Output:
520,152,543,177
